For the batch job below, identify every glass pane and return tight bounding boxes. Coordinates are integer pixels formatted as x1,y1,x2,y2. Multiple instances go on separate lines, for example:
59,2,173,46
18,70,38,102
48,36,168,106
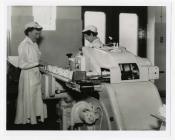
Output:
33,6,56,30
119,13,138,55
84,11,106,46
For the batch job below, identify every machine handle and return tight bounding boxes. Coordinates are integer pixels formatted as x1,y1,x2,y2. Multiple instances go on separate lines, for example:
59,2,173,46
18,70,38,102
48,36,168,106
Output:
159,71,165,74
55,89,67,94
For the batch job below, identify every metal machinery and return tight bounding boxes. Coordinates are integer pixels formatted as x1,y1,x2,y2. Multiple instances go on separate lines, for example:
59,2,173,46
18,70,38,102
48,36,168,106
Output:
40,44,164,130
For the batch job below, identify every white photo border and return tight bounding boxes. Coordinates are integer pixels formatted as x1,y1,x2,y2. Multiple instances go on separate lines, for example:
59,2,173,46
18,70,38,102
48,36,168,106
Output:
0,0,174,140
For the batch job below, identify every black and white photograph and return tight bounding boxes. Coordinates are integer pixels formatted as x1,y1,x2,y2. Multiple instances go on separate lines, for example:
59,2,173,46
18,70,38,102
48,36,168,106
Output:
0,0,174,140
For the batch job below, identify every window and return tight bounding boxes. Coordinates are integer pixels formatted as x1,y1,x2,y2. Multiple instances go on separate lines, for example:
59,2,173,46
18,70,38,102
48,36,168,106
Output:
33,6,56,30
84,11,106,45
119,13,138,55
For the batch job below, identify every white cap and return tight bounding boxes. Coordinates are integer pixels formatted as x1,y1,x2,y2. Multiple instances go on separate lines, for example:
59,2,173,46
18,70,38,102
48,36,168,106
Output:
25,21,43,30
82,25,97,33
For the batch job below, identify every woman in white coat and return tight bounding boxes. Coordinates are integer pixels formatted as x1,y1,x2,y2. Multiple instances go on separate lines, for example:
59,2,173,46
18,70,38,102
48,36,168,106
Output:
15,21,47,124
82,25,103,48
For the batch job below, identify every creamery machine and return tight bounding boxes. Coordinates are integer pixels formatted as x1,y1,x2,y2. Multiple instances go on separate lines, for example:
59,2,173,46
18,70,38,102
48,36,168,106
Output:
40,44,164,130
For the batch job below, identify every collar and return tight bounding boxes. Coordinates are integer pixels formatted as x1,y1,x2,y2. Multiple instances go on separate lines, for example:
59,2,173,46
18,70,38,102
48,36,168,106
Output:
92,37,100,43
24,36,36,45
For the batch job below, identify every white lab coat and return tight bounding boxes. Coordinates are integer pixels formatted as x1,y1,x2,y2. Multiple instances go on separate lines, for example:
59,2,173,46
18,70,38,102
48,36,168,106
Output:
83,37,103,74
15,37,47,124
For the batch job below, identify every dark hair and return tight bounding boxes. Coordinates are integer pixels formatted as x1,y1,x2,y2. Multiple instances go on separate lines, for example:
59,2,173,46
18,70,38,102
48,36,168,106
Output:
83,30,98,36
24,27,42,36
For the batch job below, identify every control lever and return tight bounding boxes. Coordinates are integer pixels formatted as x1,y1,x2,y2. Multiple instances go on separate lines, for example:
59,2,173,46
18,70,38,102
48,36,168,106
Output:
55,89,67,94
